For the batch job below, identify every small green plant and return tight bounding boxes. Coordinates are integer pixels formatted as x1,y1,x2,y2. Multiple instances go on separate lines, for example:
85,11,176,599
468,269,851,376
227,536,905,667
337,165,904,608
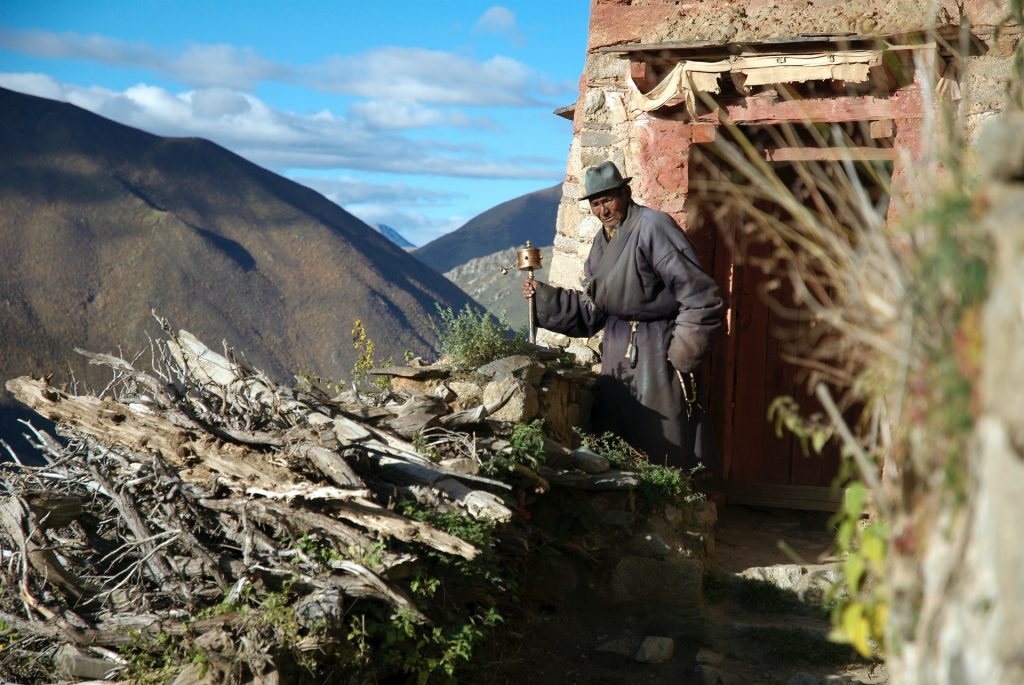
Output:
348,540,388,571
335,503,512,684
351,319,392,390
298,532,336,566
120,629,209,685
767,396,833,456
485,418,546,475
431,304,528,371
345,603,502,683
825,481,890,658
296,533,388,574
411,432,442,462
575,429,704,508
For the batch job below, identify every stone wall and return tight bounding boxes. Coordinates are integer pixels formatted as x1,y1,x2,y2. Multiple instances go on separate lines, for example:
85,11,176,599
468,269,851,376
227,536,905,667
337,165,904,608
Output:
541,0,1021,331
586,1,1004,49
886,111,1024,685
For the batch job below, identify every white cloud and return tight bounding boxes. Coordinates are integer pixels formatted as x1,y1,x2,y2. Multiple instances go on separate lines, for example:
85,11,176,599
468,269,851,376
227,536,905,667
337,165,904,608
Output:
0,71,65,100
189,87,254,118
348,99,498,130
473,7,525,47
0,73,564,181
0,27,156,65
0,72,135,115
294,176,459,206
170,43,294,90
0,27,570,108
318,48,547,107
343,203,466,247
0,28,291,91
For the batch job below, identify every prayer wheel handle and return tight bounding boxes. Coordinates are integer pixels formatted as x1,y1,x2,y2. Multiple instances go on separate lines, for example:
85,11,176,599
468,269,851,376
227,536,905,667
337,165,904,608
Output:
499,240,543,343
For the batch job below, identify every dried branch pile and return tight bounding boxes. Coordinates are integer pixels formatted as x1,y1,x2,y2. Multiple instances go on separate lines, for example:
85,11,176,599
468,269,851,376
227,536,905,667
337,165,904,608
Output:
0,319,632,683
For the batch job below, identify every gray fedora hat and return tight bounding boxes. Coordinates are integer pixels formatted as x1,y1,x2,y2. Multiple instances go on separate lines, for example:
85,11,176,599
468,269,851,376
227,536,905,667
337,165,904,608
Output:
581,161,631,200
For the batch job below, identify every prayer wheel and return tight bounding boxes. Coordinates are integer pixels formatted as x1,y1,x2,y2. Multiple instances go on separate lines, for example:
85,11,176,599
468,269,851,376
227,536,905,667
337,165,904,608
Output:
500,240,543,344
516,240,543,271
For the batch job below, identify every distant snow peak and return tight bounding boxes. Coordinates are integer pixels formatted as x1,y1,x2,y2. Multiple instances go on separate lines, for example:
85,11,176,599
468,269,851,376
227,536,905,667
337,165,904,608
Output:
373,223,415,249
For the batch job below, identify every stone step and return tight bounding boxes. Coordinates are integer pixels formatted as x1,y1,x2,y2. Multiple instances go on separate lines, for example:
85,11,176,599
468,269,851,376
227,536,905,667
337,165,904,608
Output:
735,562,841,606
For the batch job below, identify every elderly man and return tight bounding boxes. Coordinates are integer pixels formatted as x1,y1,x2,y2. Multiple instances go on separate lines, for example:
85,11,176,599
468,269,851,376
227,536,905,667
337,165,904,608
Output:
523,161,724,468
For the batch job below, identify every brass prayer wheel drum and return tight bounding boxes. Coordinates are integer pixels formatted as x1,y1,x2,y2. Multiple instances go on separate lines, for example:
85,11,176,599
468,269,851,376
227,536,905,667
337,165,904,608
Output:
516,240,543,271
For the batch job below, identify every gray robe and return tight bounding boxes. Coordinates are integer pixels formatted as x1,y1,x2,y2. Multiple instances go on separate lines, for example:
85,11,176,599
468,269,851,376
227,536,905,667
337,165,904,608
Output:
534,202,724,468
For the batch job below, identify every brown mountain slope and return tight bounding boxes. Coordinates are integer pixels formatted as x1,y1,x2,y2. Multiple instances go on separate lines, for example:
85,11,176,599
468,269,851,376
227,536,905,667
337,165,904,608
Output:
413,184,561,274
0,86,477,448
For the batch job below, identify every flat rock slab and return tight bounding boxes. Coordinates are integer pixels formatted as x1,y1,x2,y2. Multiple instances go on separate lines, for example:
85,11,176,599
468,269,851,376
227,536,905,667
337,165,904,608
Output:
370,365,449,379
570,446,611,474
566,343,600,366
476,355,546,385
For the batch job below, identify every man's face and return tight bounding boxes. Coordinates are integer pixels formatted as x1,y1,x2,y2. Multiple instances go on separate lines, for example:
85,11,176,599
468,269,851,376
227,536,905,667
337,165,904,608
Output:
588,187,629,231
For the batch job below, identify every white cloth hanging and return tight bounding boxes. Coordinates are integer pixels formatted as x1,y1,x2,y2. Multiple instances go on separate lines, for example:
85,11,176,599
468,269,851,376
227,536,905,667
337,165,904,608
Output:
630,50,884,115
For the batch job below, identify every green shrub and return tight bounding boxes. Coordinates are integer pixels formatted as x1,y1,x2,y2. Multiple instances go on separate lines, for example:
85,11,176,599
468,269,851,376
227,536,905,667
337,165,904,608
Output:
574,429,704,508
351,319,392,390
485,418,546,475
431,304,528,371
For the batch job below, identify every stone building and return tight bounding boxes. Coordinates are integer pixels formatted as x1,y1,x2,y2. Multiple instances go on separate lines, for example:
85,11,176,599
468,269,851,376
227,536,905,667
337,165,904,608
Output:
544,0,1016,509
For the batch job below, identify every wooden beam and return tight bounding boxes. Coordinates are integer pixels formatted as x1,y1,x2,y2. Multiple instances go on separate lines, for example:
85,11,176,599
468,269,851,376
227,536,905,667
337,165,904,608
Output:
763,146,897,162
692,89,923,124
598,33,891,56
870,119,895,138
553,103,575,120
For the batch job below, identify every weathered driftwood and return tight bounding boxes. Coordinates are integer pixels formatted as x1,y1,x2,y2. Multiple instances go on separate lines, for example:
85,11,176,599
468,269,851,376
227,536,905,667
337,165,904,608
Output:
0,496,98,602
55,643,125,681
168,329,372,445
21,489,84,528
286,439,363,488
335,402,393,423
513,463,551,494
0,321,637,683
384,394,447,437
7,376,297,489
404,478,514,523
160,329,512,499
540,468,641,490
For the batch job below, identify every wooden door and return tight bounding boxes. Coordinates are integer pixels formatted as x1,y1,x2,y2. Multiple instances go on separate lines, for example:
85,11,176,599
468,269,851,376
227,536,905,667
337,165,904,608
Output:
689,147,868,509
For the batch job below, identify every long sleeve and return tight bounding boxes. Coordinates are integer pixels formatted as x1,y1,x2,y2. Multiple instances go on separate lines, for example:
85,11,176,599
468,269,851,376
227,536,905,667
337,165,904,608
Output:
654,248,724,372
533,280,608,339
630,209,724,373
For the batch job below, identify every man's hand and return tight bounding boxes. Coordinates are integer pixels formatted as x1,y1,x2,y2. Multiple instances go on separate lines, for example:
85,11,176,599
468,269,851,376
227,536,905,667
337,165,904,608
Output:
522,278,537,299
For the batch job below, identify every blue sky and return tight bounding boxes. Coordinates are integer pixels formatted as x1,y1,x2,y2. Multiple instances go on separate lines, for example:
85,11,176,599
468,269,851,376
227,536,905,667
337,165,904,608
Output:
0,1,590,246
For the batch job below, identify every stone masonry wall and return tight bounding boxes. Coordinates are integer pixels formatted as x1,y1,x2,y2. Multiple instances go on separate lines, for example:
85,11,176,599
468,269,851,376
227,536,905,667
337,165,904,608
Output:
886,111,1024,685
542,0,1020,334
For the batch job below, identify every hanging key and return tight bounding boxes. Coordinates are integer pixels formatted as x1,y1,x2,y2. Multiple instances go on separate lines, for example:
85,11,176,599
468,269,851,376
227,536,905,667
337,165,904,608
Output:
625,320,639,368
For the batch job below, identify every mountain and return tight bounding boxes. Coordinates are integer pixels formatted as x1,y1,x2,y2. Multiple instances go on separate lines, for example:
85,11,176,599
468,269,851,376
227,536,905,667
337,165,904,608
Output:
444,246,554,331
373,223,415,249
413,184,561,274
0,86,477,453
